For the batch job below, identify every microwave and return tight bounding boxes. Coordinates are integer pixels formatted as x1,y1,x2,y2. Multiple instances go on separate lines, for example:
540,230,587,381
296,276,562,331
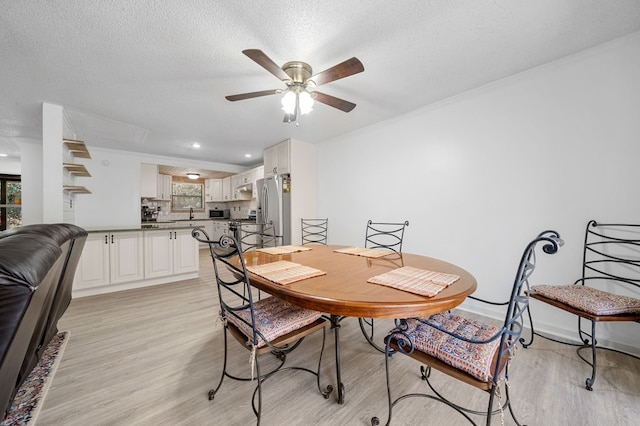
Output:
209,209,230,219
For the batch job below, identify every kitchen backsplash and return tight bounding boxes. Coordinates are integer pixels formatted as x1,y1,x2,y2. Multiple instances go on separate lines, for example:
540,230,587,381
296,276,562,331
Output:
143,199,256,221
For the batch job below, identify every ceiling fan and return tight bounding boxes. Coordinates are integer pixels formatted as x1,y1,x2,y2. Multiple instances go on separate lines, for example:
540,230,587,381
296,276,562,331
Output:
225,49,364,123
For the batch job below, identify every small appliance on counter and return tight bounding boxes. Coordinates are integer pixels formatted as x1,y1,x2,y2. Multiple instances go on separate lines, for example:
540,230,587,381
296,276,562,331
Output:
141,205,158,222
209,208,230,219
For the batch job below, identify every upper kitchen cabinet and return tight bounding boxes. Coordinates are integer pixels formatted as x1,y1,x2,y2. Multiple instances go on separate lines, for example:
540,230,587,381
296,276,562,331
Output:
230,173,251,201
264,139,290,176
252,165,264,199
230,165,264,200
157,174,172,201
140,163,159,199
141,164,172,200
222,176,232,201
205,178,223,202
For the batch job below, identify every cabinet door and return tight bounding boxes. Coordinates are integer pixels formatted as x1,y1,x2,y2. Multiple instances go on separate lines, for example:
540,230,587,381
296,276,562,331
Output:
173,229,199,274
140,163,159,199
222,177,232,201
210,179,223,201
74,233,110,289
159,175,172,200
144,230,173,279
275,140,290,175
110,231,144,284
252,165,264,199
264,145,278,176
264,140,290,176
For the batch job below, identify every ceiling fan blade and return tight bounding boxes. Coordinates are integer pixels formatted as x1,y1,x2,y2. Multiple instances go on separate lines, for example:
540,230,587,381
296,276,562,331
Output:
307,57,364,87
225,89,279,102
313,91,357,112
242,49,291,82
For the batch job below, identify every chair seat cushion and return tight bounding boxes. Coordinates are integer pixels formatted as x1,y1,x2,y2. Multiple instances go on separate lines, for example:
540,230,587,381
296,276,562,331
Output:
531,285,640,316
400,313,501,382
226,296,323,348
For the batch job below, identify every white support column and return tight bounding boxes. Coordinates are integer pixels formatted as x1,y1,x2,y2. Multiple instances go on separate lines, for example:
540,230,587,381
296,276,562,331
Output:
42,103,64,223
17,139,44,224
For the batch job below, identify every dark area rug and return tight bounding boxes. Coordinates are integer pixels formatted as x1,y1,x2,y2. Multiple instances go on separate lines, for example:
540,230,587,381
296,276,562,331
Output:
2,332,69,426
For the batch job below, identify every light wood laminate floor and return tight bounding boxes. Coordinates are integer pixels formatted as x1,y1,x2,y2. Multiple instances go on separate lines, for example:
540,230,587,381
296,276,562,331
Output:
37,250,640,425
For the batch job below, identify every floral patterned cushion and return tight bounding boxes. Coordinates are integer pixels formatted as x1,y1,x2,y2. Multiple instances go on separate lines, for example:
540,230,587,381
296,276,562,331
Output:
399,313,501,382
531,285,640,316
226,296,323,348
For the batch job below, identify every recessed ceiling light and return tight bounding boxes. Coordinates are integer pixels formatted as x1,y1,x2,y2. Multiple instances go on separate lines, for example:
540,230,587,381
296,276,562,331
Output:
0,153,7,157
186,173,200,179
191,143,201,148
245,154,252,158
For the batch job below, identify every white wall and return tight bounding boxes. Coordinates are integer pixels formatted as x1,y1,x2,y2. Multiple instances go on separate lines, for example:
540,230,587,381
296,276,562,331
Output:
73,147,244,228
317,32,640,354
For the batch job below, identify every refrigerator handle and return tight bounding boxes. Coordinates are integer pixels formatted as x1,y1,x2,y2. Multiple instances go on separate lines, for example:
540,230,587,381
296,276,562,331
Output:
262,183,269,224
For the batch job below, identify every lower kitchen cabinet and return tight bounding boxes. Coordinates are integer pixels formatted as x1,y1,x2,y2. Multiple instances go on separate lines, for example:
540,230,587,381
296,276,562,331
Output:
74,231,144,289
195,221,215,248
144,228,199,279
212,220,230,242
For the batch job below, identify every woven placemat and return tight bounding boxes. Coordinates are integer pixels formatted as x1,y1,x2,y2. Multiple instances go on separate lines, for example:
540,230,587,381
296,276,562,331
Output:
247,260,326,285
255,245,312,255
333,246,393,258
367,266,460,297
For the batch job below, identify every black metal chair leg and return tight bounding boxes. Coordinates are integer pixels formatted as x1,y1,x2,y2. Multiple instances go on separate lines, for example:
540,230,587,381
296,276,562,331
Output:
585,320,597,391
208,325,229,400
520,304,536,348
359,317,386,353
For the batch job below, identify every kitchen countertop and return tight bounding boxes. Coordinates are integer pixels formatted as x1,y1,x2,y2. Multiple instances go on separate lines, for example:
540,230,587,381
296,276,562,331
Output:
84,218,255,233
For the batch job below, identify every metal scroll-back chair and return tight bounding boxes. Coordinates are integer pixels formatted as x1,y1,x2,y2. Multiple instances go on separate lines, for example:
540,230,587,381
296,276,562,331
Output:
191,228,332,424
301,218,329,245
525,220,640,390
359,220,409,352
372,230,563,426
239,224,278,253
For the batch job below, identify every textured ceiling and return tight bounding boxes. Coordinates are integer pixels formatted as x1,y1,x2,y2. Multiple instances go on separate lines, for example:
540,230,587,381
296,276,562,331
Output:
1,0,640,168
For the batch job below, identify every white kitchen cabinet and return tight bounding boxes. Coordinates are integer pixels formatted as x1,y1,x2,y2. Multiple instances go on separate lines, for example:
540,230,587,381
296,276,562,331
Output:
212,220,230,242
205,178,223,202
230,173,251,201
196,221,215,248
144,228,199,279
157,174,172,201
75,231,144,289
252,165,264,199
222,177,232,201
140,163,159,199
264,139,290,176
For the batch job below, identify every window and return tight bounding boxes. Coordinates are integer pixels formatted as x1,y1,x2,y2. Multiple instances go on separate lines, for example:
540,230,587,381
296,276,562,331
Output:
171,181,203,211
1,175,22,231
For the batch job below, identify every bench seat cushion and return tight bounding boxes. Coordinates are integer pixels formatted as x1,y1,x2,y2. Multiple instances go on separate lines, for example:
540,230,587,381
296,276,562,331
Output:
226,296,323,348
400,313,501,382
532,285,640,316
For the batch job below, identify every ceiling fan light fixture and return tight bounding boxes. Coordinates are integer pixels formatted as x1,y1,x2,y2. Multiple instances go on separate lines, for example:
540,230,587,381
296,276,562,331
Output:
299,90,314,115
186,173,200,180
281,90,297,114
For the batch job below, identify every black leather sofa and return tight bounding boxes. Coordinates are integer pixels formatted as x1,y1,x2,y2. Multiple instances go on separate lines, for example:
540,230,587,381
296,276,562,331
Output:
0,223,87,417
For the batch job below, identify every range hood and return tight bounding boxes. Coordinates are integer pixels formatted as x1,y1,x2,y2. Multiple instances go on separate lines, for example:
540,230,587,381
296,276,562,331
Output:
236,182,253,193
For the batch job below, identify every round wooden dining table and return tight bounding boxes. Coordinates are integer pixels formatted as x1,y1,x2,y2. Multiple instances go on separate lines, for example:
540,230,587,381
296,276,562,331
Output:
241,244,477,404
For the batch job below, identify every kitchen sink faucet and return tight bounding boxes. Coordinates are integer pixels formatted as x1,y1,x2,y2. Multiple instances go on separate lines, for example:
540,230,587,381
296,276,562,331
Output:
189,207,194,220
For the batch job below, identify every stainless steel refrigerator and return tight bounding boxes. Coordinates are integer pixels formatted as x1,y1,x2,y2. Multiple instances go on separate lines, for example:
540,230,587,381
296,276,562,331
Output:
256,174,291,246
